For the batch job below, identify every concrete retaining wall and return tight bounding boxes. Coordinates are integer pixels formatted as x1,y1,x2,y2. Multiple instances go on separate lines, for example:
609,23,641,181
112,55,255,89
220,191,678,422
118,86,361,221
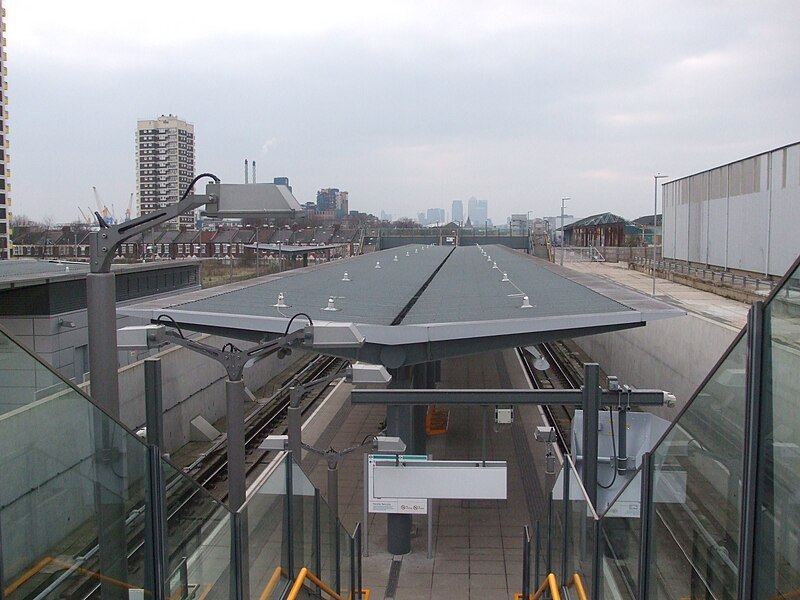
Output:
574,312,740,420
86,335,306,452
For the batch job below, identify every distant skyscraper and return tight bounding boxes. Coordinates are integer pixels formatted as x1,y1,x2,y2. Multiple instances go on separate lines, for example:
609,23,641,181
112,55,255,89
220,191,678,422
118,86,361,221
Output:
467,197,488,225
452,200,463,224
0,1,9,259
136,115,196,228
426,208,446,224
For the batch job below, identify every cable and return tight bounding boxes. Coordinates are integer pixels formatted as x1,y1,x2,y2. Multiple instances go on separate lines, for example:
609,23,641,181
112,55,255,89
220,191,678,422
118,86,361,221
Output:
155,314,185,339
284,312,313,336
180,172,220,204
598,407,618,489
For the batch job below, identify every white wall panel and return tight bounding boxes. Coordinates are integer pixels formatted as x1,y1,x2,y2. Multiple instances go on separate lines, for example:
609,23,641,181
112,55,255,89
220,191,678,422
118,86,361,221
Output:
663,142,800,276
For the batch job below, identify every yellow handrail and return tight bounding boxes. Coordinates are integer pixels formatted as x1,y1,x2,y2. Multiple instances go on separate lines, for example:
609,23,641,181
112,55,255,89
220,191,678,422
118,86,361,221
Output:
568,573,588,600
532,573,562,600
287,567,345,600
258,566,288,600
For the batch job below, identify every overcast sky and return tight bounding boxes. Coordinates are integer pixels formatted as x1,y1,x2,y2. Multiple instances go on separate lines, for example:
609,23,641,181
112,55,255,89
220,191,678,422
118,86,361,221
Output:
8,0,800,225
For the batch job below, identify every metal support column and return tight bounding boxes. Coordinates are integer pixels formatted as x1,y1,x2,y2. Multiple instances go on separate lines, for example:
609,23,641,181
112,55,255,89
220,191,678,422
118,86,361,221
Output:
87,272,120,419
226,379,247,511
144,445,168,600
328,457,340,528
411,363,428,455
88,270,128,598
638,451,656,599
145,359,165,450
581,363,600,508
738,301,768,598
226,379,249,600
386,367,412,555
93,413,128,600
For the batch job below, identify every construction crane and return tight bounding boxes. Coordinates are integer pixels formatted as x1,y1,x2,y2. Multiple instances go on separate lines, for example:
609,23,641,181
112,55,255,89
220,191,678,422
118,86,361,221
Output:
125,193,134,222
92,186,113,225
77,206,92,224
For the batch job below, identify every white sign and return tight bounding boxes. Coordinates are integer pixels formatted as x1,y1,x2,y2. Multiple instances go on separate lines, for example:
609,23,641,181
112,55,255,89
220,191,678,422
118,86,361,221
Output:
367,455,428,514
372,459,507,500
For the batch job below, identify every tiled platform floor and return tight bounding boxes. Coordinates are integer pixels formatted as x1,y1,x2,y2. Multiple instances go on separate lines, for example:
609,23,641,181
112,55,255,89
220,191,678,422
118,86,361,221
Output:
302,348,554,599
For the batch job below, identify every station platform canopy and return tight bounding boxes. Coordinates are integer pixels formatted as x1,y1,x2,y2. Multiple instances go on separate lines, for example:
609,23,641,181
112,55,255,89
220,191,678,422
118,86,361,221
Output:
119,245,684,367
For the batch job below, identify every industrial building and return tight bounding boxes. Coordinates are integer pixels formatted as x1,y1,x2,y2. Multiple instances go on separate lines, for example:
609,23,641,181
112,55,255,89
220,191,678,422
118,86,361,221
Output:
662,140,800,277
135,114,196,229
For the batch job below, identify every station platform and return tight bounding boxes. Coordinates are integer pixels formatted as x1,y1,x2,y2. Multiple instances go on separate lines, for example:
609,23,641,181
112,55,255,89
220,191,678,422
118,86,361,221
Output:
299,348,552,600
564,260,748,330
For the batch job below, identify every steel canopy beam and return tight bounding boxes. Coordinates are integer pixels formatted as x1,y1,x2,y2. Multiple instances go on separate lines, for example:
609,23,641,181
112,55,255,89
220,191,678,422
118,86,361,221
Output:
351,388,668,406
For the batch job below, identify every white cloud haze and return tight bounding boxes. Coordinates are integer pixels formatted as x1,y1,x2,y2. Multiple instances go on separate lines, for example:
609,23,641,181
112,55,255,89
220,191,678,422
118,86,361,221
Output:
8,0,800,224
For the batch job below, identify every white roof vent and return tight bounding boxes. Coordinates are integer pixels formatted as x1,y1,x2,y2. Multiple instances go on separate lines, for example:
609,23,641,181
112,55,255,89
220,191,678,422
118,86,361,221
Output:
487,255,492,262
375,261,382,269
406,251,410,257
492,262,498,269
322,297,340,311
501,273,510,282
520,296,533,309
393,255,399,262
342,272,351,282
274,292,288,308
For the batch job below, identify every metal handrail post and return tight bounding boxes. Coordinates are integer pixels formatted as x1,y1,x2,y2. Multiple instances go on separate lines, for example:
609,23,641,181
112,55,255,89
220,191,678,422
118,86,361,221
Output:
522,526,531,599
737,302,766,598
314,489,322,583
286,453,296,579
230,512,247,600
335,517,342,595
637,452,656,599
356,523,363,599
562,459,571,584
535,520,541,594
591,519,601,600
547,492,553,576
144,445,167,600
350,532,357,599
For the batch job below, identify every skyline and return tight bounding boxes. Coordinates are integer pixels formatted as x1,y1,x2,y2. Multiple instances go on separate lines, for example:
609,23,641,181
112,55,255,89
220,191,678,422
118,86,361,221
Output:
7,1,800,225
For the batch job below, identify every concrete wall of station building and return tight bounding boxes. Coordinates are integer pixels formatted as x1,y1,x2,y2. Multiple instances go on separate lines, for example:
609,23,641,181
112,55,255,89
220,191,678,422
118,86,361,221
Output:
574,311,740,419
80,334,306,453
662,142,800,277
1,309,152,384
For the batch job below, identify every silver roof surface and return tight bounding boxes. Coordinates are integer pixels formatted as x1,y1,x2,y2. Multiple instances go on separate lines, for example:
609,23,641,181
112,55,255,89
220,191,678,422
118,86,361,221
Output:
119,245,684,367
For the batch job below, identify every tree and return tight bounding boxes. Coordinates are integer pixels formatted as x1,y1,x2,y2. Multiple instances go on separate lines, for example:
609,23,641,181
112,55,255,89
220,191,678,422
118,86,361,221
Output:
391,217,419,229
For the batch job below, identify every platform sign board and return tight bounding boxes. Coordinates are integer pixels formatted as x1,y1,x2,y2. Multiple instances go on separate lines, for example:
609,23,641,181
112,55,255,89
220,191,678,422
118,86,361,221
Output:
367,454,428,514
372,459,507,500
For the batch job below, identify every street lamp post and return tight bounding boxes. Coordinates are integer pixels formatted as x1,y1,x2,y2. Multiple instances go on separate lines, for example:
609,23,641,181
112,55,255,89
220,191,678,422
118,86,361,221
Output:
653,174,668,296
560,197,570,266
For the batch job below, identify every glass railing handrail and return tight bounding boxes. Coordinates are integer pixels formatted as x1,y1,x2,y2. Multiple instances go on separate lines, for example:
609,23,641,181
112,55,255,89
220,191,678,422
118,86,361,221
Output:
564,453,601,521
237,450,289,513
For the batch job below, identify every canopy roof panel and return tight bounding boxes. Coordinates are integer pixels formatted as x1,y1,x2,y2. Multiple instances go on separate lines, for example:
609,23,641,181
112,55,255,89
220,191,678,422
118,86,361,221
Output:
120,244,684,366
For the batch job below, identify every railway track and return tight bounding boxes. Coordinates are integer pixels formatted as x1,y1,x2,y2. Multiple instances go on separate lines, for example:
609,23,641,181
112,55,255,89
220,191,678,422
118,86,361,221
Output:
518,341,583,454
49,354,349,600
